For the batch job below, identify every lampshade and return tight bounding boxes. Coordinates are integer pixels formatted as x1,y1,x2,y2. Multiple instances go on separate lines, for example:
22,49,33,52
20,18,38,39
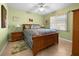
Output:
16,24,21,27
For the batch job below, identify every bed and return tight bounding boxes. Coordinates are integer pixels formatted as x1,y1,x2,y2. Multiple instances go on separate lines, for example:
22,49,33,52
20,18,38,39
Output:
23,24,58,55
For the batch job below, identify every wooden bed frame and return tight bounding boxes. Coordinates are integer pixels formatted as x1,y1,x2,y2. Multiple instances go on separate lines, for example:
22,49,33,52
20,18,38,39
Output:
22,24,59,55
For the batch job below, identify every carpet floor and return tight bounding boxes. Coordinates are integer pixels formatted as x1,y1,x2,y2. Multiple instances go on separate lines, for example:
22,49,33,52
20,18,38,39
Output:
1,38,72,56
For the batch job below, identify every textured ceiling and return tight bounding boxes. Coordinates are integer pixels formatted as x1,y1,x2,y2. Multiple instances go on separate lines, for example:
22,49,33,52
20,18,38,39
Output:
7,3,72,15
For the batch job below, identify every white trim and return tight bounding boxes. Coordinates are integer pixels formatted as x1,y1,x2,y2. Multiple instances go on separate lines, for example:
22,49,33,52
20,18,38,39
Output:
0,41,8,55
59,37,72,43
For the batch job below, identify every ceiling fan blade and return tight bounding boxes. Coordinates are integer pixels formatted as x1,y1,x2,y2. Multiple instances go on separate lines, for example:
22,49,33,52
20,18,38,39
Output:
30,6,38,11
37,3,45,6
44,6,50,8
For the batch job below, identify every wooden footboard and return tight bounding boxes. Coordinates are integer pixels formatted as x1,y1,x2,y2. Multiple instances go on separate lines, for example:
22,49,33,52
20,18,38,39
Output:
32,33,58,56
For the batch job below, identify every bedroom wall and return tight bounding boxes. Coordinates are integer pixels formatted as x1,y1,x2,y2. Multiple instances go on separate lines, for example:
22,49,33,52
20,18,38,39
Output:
8,7,44,33
0,3,8,52
8,3,79,41
44,3,79,41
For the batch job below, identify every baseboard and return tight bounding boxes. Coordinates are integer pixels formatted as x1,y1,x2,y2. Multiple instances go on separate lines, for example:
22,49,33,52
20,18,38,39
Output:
0,41,8,55
59,37,72,43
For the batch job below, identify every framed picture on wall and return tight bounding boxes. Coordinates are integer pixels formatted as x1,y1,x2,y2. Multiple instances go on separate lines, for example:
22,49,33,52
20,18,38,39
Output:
29,18,33,22
1,5,7,28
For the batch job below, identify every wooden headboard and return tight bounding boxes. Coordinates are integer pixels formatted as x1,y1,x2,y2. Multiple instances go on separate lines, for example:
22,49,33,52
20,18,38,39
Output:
22,24,31,30
22,24,41,30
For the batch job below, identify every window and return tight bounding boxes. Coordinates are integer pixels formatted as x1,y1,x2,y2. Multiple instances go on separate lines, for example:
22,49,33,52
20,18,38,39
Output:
50,15,67,31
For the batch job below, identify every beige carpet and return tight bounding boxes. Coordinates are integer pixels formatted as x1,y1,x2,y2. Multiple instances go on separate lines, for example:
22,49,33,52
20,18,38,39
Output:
1,38,72,56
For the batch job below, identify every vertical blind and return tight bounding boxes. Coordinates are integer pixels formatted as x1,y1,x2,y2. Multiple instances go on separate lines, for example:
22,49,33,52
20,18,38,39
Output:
50,15,67,31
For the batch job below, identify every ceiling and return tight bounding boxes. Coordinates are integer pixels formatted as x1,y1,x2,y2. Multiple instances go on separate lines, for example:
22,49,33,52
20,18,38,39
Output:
7,3,72,15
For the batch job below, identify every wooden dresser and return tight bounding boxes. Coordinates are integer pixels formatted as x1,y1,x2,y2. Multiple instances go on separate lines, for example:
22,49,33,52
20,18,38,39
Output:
11,32,23,42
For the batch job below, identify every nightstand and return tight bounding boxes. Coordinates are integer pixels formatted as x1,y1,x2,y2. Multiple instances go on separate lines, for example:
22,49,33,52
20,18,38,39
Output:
11,32,23,42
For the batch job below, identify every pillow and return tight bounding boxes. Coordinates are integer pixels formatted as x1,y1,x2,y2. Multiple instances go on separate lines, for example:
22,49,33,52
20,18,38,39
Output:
25,25,31,29
31,24,40,29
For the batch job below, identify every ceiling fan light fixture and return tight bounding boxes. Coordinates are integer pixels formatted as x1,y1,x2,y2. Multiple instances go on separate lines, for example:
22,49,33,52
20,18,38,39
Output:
39,7,45,12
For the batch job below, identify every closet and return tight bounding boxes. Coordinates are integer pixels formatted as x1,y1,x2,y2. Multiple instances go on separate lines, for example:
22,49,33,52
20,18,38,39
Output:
72,9,79,56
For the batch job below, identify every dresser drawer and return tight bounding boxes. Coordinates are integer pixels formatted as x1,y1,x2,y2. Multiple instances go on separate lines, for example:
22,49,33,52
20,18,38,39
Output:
12,32,23,35
11,32,23,42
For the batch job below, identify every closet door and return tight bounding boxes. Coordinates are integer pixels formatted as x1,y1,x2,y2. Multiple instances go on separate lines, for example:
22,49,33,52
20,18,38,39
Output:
72,10,79,55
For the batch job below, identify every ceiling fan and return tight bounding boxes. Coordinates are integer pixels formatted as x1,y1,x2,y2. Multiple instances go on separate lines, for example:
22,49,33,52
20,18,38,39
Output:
30,3,50,12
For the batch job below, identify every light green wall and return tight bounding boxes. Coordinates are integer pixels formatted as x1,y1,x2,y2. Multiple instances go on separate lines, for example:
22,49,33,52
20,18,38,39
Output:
0,3,8,52
8,7,44,33
44,3,79,40
8,3,79,41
